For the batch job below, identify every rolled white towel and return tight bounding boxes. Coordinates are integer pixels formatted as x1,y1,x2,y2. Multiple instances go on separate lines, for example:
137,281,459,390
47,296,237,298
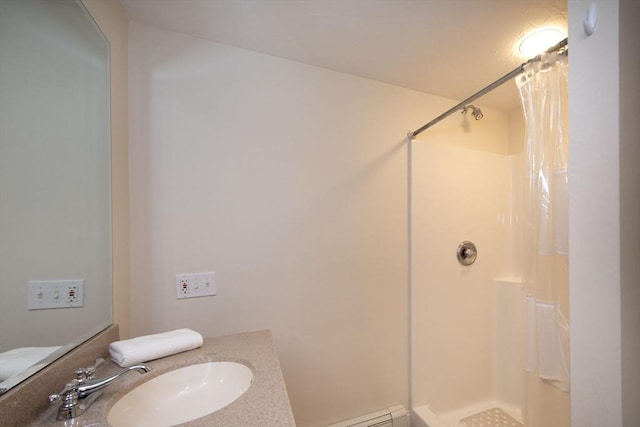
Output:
109,328,203,367
0,346,61,381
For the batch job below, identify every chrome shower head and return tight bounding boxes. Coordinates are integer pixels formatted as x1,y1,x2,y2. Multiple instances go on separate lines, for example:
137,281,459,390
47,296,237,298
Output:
462,104,483,120
472,106,483,120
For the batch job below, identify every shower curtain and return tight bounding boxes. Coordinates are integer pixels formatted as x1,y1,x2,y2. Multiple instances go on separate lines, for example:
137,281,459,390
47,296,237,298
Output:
516,51,570,427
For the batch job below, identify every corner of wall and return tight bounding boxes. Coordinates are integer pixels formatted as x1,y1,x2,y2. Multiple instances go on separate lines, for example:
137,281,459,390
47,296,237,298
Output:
568,1,625,425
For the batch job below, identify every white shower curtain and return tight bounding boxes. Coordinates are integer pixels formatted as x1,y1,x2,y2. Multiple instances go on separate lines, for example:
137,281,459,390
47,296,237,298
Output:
516,51,570,427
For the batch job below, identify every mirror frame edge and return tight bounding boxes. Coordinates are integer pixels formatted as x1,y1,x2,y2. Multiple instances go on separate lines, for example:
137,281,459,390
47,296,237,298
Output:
79,0,131,339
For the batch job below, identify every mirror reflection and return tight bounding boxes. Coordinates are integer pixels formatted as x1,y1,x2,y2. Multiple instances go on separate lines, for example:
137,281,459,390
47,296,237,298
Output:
0,0,112,392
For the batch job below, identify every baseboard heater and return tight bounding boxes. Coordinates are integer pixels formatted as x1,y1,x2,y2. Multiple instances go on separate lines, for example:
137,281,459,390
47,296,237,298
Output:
327,405,408,427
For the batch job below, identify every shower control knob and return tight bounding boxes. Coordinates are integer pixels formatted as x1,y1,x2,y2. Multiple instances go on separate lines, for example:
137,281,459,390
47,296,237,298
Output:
457,241,477,266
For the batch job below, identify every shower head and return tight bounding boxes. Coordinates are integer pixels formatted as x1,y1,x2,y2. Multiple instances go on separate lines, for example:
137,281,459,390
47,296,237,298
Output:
462,104,484,120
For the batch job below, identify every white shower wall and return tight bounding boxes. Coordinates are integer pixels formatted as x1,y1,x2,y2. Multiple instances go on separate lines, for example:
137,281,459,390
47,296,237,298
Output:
411,111,525,415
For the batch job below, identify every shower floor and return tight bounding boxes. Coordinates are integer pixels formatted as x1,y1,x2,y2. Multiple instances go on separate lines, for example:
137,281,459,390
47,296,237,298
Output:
460,408,523,427
413,400,523,427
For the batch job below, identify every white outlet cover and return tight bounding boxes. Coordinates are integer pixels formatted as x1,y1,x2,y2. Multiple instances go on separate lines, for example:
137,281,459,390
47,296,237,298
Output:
176,275,187,299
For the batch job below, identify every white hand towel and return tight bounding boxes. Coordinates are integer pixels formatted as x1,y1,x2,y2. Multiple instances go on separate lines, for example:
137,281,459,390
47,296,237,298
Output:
0,346,61,381
109,328,203,367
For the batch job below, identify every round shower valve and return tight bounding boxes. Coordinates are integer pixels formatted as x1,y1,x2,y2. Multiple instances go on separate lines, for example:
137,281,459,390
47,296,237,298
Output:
457,241,477,266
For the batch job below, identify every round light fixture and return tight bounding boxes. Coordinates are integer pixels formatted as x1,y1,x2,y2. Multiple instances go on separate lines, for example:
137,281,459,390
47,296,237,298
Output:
518,28,564,58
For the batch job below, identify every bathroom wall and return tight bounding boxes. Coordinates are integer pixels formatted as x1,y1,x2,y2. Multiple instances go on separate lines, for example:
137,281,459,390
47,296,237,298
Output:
126,21,470,426
568,0,640,425
410,113,515,412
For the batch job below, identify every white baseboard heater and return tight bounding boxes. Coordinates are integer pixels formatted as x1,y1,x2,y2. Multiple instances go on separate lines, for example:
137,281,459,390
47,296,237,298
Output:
327,405,409,427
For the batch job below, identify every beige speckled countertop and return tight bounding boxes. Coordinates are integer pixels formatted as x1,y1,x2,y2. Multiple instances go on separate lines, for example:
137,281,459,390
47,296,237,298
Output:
31,330,296,426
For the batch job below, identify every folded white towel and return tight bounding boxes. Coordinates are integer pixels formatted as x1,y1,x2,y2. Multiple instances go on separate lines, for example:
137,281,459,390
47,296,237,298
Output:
0,346,61,381
109,328,203,367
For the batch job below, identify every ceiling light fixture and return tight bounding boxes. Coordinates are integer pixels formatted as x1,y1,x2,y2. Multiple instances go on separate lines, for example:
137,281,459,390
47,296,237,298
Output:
518,28,564,58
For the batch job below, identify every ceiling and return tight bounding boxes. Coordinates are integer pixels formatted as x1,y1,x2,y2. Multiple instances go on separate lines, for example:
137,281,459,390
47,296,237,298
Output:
120,0,567,111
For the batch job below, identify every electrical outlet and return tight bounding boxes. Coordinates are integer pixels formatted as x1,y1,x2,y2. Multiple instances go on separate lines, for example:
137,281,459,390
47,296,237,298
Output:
67,284,79,303
175,272,216,299
28,280,84,310
179,278,189,295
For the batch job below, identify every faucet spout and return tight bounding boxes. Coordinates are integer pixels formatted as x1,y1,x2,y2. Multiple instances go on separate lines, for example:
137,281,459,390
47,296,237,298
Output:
49,362,151,420
77,364,151,398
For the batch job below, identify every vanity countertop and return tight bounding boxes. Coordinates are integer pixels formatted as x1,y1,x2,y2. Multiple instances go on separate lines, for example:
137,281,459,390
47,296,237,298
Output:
32,330,296,426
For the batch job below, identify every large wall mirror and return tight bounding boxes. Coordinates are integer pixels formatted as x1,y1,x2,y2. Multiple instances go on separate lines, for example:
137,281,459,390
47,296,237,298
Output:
0,0,112,393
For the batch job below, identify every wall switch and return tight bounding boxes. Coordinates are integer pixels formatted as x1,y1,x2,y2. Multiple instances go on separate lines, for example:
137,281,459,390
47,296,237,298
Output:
28,280,84,310
175,272,216,299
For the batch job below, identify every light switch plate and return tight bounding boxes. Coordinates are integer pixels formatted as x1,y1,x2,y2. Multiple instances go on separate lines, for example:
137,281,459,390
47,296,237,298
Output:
175,272,216,299
28,280,84,310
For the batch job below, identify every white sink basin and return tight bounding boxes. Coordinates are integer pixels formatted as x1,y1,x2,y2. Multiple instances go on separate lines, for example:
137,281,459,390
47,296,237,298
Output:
107,361,253,427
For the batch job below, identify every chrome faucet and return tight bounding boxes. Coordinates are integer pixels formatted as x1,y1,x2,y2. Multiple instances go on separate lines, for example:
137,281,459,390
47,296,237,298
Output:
48,358,151,420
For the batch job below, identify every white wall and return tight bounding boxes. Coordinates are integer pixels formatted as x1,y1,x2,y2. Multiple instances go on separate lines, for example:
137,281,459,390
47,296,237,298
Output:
126,22,465,426
0,0,111,351
568,0,640,426
410,115,514,413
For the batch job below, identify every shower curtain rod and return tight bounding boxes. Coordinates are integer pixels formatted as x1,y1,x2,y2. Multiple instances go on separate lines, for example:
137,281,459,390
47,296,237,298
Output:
407,37,568,139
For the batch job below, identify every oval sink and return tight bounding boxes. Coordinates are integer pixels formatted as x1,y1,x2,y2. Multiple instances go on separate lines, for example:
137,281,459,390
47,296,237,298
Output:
107,361,253,427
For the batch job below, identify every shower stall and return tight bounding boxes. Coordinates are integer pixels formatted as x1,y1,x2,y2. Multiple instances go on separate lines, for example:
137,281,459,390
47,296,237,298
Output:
409,46,569,427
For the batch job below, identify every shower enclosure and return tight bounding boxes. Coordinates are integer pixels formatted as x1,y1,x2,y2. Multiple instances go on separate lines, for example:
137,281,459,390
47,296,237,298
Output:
409,51,569,427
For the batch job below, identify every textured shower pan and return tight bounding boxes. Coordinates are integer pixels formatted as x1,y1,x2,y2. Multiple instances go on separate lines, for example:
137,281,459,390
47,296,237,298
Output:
413,401,523,427
460,408,523,427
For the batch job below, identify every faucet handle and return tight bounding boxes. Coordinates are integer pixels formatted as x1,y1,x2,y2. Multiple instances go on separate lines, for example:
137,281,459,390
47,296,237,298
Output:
49,380,82,420
75,357,105,380
49,380,80,406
